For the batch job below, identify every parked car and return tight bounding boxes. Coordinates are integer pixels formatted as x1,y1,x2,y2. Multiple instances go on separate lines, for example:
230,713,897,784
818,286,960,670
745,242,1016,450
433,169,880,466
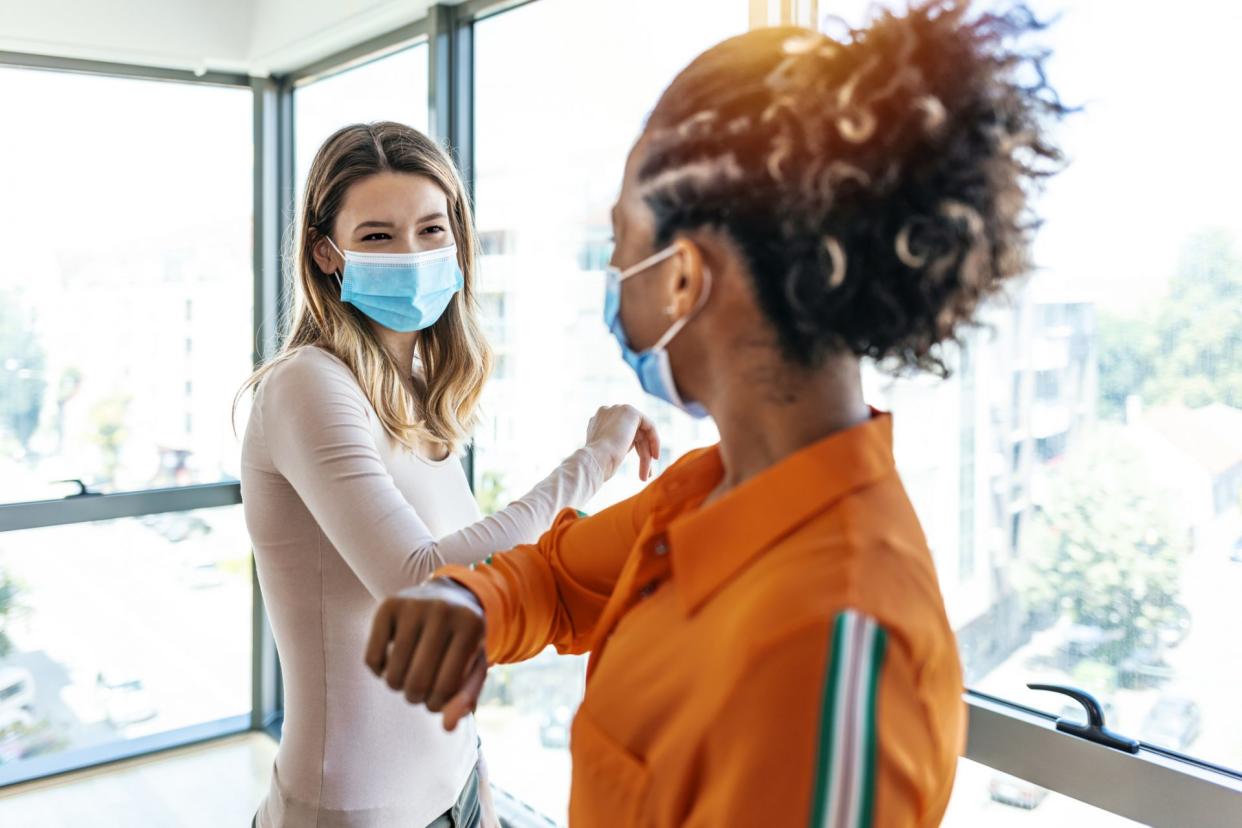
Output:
184,560,225,589
1156,604,1192,649
1056,624,1124,666
0,707,35,763
1119,647,1175,689
1142,695,1202,751
538,704,574,750
142,513,211,544
0,667,36,715
97,670,157,726
988,770,1049,810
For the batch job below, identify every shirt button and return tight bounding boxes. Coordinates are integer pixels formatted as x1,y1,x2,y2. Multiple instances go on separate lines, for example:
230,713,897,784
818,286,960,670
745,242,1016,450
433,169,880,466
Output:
653,539,668,556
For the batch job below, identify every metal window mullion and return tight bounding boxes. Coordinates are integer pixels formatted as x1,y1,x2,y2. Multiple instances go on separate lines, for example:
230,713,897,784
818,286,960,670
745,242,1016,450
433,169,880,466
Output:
453,0,540,25
284,21,430,88
0,715,251,790
249,73,293,733
428,3,479,490
964,692,1242,827
0,483,242,533
748,0,818,28
0,49,250,87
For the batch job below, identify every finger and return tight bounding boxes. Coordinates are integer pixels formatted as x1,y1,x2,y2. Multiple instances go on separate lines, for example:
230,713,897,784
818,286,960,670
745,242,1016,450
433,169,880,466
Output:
644,417,661,463
638,419,659,480
443,654,488,732
426,628,479,712
403,609,451,705
365,599,398,675
635,428,652,481
384,606,424,691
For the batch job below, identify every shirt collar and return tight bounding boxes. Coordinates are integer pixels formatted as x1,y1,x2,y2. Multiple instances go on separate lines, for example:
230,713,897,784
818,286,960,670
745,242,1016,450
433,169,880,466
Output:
664,411,897,614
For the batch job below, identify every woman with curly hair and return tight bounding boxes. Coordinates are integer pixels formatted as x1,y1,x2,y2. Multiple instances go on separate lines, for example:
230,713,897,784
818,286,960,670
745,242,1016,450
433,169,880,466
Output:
364,2,1066,825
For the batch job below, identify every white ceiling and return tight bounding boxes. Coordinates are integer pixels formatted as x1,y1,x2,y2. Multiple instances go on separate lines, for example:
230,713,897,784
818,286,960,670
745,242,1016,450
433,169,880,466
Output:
0,0,450,77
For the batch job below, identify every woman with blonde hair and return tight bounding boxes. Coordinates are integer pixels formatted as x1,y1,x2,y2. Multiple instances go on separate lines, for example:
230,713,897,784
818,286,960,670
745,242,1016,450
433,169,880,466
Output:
239,121,658,827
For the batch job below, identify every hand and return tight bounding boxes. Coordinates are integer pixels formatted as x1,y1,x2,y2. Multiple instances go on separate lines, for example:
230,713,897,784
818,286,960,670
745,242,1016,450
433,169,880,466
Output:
584,404,661,482
365,579,489,731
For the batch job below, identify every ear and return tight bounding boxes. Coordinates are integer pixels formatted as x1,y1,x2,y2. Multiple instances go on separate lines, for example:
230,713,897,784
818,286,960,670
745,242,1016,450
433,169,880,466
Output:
311,232,343,278
665,238,709,320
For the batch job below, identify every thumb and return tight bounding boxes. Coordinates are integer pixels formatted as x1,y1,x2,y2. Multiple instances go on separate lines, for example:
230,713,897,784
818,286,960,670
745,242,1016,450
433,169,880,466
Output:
442,654,487,732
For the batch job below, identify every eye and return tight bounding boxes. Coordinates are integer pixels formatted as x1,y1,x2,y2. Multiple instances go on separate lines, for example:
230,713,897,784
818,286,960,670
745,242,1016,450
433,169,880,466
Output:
361,232,391,241
419,224,447,236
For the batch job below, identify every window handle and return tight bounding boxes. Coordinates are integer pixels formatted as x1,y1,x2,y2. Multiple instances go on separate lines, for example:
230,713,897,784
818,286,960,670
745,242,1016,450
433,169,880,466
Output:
53,479,100,498
1028,683,1140,754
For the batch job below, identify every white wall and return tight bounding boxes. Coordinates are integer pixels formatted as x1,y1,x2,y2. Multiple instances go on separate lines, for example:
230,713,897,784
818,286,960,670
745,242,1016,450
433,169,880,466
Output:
0,0,254,73
247,0,437,75
0,0,445,76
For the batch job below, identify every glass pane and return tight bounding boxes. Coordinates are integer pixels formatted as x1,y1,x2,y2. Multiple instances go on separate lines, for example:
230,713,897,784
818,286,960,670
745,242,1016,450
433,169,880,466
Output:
294,44,430,200
472,0,749,822
0,69,253,503
847,0,1242,774
944,758,1144,826
0,507,251,776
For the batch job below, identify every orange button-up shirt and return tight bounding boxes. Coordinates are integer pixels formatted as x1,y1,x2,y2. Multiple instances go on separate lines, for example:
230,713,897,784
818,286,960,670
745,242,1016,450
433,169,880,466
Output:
440,413,965,827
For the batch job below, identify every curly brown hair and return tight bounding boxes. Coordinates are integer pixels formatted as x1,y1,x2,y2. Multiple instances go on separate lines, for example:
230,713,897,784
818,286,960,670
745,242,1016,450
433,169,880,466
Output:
639,1,1068,374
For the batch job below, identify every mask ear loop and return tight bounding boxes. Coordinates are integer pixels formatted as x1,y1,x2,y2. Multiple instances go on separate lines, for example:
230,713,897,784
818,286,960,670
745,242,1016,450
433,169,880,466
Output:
324,235,345,293
650,264,713,352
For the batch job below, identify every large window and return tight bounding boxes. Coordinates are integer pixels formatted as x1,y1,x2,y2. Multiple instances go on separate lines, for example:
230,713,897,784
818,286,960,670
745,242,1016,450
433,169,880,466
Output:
293,44,430,199
0,66,255,785
0,508,252,781
471,0,749,820
0,69,253,503
852,0,1242,819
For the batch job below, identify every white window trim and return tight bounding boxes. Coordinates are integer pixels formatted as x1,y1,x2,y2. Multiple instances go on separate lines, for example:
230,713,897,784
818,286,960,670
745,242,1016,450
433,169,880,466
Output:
966,692,1242,827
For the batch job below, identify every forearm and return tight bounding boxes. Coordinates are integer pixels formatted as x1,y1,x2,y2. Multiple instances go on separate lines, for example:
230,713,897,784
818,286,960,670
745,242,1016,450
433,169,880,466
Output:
437,494,641,663
435,447,605,567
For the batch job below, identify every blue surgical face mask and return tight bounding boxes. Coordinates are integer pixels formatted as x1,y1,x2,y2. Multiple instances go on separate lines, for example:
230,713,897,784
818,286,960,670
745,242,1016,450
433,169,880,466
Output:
603,245,711,419
327,238,464,333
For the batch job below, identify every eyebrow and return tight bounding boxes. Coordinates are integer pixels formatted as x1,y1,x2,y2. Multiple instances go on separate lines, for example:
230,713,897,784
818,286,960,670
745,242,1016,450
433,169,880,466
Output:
353,213,448,233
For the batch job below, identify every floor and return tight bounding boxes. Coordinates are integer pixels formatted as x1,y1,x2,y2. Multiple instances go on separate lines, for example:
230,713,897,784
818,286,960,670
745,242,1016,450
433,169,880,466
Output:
0,732,276,828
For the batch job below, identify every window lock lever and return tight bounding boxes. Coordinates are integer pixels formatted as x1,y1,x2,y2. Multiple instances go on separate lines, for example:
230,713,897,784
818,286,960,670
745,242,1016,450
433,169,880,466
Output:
53,478,100,498
1028,683,1140,754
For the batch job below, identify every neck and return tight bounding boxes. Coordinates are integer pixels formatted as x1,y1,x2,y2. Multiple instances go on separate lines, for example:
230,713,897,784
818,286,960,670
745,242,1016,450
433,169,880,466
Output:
371,324,418,375
707,354,869,498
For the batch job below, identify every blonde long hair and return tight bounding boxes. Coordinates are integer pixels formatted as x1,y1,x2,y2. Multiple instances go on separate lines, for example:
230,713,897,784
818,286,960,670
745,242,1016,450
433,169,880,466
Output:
238,122,492,452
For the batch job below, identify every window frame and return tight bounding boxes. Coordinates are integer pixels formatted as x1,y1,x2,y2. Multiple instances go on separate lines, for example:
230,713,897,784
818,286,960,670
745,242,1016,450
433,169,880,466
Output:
1,2,1240,826
0,52,273,789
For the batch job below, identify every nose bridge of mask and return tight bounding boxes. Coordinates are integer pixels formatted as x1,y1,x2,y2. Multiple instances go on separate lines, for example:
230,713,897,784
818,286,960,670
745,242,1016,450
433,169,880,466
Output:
326,235,458,273
341,245,462,300
325,238,464,332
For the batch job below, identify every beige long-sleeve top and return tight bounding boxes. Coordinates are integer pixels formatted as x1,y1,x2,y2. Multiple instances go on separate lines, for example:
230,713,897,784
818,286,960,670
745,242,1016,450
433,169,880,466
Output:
241,346,604,828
